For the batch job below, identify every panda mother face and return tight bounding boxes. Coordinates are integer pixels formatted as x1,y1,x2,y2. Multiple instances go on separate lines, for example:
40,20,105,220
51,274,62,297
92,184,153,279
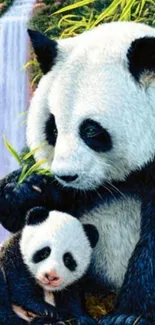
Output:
27,22,155,190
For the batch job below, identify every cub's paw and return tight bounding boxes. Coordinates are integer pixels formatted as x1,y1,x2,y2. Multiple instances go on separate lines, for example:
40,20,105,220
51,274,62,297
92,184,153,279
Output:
74,316,97,325
26,299,61,321
98,314,151,325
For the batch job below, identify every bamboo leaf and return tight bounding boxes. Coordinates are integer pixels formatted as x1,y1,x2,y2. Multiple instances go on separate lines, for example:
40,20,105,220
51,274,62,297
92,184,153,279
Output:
31,73,42,87
58,14,80,28
44,25,59,33
23,144,45,161
19,119,27,127
18,165,28,184
87,10,94,29
138,0,146,16
67,22,87,33
3,136,22,165
23,159,47,179
119,0,135,21
92,0,122,27
37,168,53,176
22,60,39,70
52,0,95,16
18,110,28,118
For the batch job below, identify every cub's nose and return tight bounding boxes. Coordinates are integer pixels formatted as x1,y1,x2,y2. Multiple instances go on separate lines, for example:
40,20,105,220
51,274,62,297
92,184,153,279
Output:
56,174,78,183
45,269,62,287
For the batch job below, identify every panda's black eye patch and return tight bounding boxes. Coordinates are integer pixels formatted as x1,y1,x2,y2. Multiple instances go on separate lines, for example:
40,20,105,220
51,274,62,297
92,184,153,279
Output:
45,113,58,146
80,119,112,152
32,246,51,264
63,252,77,271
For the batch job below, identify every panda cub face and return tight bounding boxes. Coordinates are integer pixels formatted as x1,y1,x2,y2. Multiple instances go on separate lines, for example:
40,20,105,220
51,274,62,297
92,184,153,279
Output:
20,207,98,292
27,22,155,190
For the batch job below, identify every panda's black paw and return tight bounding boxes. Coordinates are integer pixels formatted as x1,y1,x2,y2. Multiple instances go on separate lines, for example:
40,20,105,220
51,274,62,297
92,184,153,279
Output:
0,169,51,232
74,315,97,325
98,314,151,325
30,318,51,325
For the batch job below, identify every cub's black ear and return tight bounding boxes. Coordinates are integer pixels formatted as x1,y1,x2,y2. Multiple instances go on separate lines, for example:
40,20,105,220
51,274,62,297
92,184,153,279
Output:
127,37,155,83
83,224,99,248
28,29,58,74
26,207,49,226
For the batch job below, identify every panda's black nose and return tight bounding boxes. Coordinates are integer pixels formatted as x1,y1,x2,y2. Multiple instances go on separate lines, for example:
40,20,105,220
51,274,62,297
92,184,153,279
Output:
56,174,78,183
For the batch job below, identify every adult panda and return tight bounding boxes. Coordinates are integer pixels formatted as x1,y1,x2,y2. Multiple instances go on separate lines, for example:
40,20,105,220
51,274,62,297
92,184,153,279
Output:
0,21,155,324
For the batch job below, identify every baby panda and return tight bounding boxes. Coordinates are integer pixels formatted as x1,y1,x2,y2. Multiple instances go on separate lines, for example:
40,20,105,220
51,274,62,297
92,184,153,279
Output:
0,207,99,325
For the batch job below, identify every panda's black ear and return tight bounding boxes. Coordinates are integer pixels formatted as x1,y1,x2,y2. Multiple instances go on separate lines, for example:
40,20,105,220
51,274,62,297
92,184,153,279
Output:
127,37,155,82
26,207,49,226
83,224,99,248
28,29,58,74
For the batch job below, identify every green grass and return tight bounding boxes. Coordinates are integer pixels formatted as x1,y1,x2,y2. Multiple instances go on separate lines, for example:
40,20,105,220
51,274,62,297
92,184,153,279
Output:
27,0,155,86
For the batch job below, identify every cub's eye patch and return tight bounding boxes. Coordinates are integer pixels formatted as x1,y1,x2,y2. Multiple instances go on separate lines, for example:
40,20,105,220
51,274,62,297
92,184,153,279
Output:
63,252,77,271
45,113,58,146
32,246,51,264
80,119,112,152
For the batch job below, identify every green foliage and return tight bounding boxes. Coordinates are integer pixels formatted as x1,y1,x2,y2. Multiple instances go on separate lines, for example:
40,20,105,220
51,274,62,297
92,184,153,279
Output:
27,0,155,86
3,136,22,165
18,159,51,184
27,0,111,85
4,138,52,184
0,0,14,17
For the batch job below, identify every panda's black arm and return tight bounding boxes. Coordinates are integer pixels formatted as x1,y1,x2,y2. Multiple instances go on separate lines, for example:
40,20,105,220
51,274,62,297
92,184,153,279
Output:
55,284,97,325
98,190,155,325
0,169,77,233
0,267,27,325
0,306,28,325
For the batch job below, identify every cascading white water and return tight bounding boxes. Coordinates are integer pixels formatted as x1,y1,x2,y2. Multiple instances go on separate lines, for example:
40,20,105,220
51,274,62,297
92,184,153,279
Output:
0,0,36,241
0,0,36,179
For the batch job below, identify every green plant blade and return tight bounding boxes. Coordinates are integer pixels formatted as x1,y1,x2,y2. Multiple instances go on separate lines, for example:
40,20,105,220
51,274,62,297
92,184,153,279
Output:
22,159,47,178
18,159,48,184
18,165,28,184
92,0,123,27
3,136,22,165
52,0,95,16
119,0,136,21
23,144,45,160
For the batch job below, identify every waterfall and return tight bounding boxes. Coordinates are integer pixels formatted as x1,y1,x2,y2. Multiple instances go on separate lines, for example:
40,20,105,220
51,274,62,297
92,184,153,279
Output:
0,0,36,179
0,0,36,241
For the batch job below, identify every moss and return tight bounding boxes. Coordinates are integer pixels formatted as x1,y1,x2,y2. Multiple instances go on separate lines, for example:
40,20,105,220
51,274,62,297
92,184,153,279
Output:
0,0,14,17
28,5,62,36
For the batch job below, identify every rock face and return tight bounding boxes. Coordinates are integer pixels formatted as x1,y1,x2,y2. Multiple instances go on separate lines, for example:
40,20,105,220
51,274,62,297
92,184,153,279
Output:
0,1,16,16
34,0,67,10
34,1,46,10
0,3,8,15
0,3,6,10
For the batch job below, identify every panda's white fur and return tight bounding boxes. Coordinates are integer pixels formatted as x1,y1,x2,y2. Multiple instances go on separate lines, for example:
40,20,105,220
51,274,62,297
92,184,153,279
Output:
82,197,141,290
27,21,155,291
27,21,155,190
20,211,92,292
